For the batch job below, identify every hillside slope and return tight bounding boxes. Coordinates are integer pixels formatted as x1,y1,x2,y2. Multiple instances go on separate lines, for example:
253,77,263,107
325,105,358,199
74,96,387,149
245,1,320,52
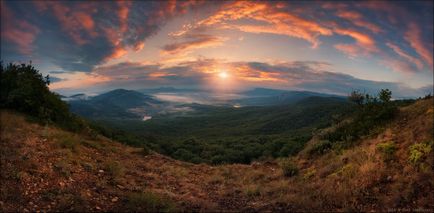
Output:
1,98,433,212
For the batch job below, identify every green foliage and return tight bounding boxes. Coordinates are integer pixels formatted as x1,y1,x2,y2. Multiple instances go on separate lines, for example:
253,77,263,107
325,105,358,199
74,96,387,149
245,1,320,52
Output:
408,141,432,165
378,89,392,103
308,140,332,156
348,90,365,106
0,62,86,131
376,141,397,161
322,89,398,149
126,191,175,212
59,135,80,152
280,159,298,177
96,96,351,164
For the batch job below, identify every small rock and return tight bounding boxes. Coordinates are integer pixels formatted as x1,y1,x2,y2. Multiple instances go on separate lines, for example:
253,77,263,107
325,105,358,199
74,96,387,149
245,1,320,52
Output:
116,184,125,189
98,170,104,173
111,197,119,202
387,176,392,182
59,182,65,187
96,206,101,210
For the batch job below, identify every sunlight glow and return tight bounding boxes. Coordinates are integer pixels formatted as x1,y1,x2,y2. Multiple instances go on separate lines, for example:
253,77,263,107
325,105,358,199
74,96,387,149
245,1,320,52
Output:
218,71,228,79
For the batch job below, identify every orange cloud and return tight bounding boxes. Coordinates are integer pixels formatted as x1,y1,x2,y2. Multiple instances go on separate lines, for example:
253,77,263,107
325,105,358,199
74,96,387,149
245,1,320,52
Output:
336,10,383,34
107,47,128,60
161,34,226,55
34,1,98,45
49,72,111,90
334,44,365,58
231,64,285,83
404,23,433,69
386,42,424,70
195,1,332,48
117,1,132,33
149,72,177,78
333,28,377,57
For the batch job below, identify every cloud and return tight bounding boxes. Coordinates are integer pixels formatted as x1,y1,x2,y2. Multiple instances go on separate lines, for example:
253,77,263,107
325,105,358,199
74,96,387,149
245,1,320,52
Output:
404,23,433,69
193,1,333,48
1,1,205,71
161,34,226,55
1,1,40,55
386,42,424,70
49,72,111,90
333,28,377,54
335,10,383,34
50,59,429,98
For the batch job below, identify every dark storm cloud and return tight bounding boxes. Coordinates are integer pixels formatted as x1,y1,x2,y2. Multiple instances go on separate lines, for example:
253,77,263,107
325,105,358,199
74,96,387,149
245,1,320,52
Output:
1,1,205,71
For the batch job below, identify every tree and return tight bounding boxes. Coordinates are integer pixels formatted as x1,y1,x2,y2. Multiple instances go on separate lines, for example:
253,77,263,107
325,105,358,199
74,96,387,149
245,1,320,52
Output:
378,89,392,103
0,62,85,131
348,90,365,106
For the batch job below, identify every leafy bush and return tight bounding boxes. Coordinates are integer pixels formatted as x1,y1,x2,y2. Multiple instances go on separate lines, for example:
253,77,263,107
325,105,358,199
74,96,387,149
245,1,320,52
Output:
126,191,175,212
0,62,86,131
58,135,80,152
322,89,398,149
376,141,397,161
280,159,298,177
308,140,332,156
408,141,432,165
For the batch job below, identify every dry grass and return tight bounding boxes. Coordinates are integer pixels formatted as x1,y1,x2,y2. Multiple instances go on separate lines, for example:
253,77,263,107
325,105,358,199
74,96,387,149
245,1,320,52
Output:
1,98,433,212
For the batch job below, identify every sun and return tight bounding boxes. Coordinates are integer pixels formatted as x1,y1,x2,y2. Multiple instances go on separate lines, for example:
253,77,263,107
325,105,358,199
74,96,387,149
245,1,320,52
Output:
218,71,228,79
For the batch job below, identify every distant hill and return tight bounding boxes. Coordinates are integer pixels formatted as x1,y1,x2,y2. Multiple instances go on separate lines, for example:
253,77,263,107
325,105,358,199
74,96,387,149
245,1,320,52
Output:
138,87,201,94
232,88,343,106
69,89,165,119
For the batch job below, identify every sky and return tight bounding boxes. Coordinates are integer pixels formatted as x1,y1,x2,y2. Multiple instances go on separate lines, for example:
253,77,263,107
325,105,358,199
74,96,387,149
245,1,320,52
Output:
1,0,433,97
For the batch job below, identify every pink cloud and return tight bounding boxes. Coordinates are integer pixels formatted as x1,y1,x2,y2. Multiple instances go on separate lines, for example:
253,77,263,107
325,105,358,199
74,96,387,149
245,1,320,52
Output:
1,2,40,54
335,10,383,34
386,42,424,70
404,23,433,69
195,1,332,48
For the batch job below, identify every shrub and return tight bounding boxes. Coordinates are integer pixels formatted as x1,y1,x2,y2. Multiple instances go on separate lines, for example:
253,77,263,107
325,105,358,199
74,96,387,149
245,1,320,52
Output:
141,145,151,156
303,168,316,180
0,62,87,132
376,141,397,161
126,191,175,212
59,135,80,152
280,159,298,177
245,185,262,198
408,141,432,165
323,89,398,146
308,140,332,156
105,161,124,178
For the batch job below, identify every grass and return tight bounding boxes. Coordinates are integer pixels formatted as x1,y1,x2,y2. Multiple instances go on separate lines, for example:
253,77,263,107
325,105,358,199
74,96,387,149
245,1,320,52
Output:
408,141,432,165
280,158,298,177
105,160,124,178
54,159,71,177
244,184,262,198
126,191,176,212
376,141,397,162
